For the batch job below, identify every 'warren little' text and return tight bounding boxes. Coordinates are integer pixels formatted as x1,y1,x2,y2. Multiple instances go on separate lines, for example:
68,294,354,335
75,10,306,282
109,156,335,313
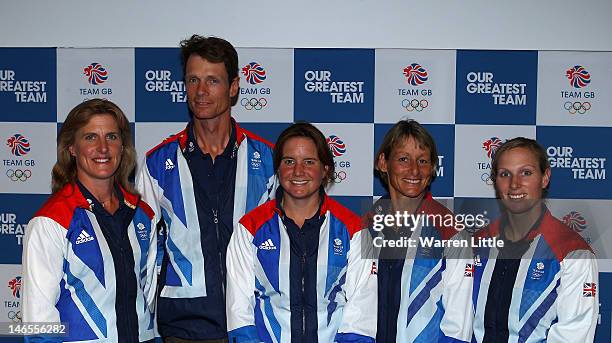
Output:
372,236,503,249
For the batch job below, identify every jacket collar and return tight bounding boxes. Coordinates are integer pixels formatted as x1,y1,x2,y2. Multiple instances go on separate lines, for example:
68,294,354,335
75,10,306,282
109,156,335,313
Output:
177,117,245,152
489,205,548,241
372,191,433,215
57,182,139,212
274,186,327,218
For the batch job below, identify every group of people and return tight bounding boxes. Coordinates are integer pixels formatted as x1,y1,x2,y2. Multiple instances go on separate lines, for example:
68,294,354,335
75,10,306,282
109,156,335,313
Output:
20,35,598,343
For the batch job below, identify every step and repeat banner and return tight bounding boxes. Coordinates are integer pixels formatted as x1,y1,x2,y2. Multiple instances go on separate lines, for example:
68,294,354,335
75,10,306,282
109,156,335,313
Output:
1,47,611,341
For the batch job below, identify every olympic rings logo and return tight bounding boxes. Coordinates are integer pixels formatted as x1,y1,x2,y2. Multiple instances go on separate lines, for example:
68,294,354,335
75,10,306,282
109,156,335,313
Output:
401,99,429,112
563,101,591,115
240,97,268,110
332,171,347,184
6,169,32,182
8,310,22,323
481,172,493,186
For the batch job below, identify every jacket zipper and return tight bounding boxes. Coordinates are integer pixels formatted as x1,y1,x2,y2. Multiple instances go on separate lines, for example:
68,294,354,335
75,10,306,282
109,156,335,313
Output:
213,207,225,298
301,252,306,337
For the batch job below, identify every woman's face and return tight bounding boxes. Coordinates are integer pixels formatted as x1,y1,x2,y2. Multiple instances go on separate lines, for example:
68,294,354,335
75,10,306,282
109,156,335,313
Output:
278,136,328,203
378,136,433,201
494,147,550,215
69,114,123,188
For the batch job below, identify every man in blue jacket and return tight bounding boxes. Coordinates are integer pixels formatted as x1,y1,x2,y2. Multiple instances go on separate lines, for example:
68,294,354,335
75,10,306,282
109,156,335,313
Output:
136,35,276,343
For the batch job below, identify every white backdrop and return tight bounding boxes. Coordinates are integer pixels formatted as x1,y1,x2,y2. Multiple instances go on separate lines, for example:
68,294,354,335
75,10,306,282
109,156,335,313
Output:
1,0,612,51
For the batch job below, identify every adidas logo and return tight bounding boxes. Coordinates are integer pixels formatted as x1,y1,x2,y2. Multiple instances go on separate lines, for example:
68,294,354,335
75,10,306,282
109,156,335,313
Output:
259,239,276,250
165,159,175,170
75,230,94,245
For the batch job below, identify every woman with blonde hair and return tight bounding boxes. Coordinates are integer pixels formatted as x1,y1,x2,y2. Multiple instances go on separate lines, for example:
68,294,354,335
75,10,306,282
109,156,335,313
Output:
472,137,598,342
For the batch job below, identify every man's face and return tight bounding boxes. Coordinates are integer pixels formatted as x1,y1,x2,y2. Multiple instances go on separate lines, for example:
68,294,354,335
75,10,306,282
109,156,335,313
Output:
185,55,238,121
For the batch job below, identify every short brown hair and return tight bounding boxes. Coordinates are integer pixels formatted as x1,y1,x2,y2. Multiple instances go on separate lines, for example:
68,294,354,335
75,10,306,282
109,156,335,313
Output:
273,122,335,187
490,137,550,184
52,99,136,194
375,119,438,186
180,34,239,82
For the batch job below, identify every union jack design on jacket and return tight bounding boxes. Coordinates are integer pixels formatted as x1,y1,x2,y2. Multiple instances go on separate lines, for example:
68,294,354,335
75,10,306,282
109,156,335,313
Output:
136,119,276,299
472,209,599,343
226,195,377,343
22,184,157,342
370,193,473,343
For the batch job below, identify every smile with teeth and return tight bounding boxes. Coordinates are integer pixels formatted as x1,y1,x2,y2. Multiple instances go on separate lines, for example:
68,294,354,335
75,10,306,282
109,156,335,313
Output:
290,180,308,185
402,178,421,184
508,193,527,199
93,158,111,163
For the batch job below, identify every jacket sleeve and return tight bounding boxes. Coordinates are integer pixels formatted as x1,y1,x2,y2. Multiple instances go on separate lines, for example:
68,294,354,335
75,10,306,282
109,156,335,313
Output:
262,174,278,204
135,157,165,275
136,156,162,224
22,216,66,343
335,229,377,343
546,250,598,343
142,204,159,313
439,230,474,343
263,145,277,204
226,222,261,343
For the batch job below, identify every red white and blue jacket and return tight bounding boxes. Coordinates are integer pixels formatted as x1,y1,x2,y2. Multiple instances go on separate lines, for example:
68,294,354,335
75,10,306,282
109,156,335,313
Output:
226,195,378,343
136,120,275,300
472,209,599,343
135,120,276,338
22,184,157,342
371,193,473,343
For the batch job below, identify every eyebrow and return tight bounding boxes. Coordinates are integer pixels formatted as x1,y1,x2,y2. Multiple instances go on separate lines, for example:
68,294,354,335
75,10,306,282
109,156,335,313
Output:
281,156,318,160
499,164,537,170
81,130,120,136
394,149,428,155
